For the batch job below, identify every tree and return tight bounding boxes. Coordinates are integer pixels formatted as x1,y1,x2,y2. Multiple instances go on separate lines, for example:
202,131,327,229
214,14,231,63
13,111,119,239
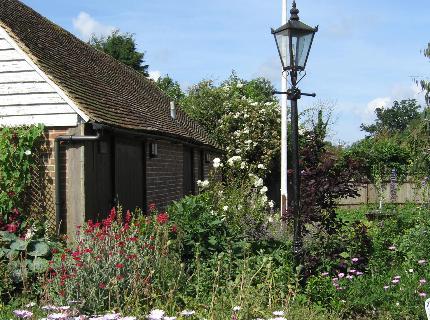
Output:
155,75,185,103
360,99,421,136
417,43,430,106
90,30,149,76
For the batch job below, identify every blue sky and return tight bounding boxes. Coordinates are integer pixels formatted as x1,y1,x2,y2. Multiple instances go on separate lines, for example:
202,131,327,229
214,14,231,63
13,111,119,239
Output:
22,0,429,143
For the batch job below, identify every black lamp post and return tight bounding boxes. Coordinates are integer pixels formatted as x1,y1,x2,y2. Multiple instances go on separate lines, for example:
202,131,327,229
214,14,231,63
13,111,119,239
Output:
271,0,318,272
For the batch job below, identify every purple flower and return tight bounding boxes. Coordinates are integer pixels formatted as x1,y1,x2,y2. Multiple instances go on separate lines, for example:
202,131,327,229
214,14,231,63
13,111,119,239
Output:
349,269,357,274
392,279,400,284
419,292,427,298
346,275,354,280
388,245,396,251
383,285,390,290
338,273,345,279
351,257,359,263
356,271,364,276
13,310,33,319
394,275,401,280
332,277,339,282
420,279,427,285
321,272,329,277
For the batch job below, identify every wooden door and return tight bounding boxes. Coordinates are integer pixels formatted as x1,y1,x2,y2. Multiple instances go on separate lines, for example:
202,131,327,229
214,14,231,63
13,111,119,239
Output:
183,146,194,196
114,137,145,212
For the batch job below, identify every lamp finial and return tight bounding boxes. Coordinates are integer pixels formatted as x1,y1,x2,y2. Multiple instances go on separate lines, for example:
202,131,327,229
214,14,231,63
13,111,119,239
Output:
290,1,300,21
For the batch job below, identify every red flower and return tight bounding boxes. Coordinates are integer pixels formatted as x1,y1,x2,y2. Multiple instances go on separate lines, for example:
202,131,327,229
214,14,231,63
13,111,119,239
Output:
171,225,177,234
51,248,59,254
6,223,18,233
7,191,15,198
115,263,124,269
125,210,132,223
116,275,124,281
128,237,138,242
117,241,125,247
156,213,169,225
83,248,93,254
99,282,106,289
109,207,116,221
148,203,157,212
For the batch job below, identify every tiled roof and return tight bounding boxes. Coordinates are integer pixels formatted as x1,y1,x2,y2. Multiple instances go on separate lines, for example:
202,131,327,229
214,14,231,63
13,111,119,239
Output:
0,0,217,148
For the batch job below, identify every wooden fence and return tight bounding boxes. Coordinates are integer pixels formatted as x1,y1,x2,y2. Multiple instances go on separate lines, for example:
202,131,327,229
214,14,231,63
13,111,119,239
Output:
338,181,429,207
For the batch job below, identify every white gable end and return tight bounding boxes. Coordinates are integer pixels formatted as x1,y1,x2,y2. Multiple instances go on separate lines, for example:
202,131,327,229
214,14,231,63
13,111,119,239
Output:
0,25,89,127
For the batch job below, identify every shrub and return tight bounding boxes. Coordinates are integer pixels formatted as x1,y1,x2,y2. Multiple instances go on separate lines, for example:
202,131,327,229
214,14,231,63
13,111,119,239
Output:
44,207,183,315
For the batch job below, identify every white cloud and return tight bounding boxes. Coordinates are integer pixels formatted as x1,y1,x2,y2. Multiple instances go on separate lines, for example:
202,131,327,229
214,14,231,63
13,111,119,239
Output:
148,70,161,81
360,83,426,124
72,12,115,40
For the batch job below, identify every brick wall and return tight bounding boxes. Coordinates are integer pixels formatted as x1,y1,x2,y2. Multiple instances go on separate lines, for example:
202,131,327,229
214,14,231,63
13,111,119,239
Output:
27,127,72,233
146,140,184,211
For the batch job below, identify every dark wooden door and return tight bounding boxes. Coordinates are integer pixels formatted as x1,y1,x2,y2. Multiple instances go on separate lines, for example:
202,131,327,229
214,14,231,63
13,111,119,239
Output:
183,146,194,195
114,137,144,211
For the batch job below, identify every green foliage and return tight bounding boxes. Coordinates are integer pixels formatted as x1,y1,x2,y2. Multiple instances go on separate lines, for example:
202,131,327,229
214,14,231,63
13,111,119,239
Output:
156,75,185,103
168,194,232,261
345,136,411,184
181,73,280,176
360,99,421,136
45,208,182,314
90,30,149,76
417,43,429,106
0,125,44,225
304,205,430,319
0,230,59,303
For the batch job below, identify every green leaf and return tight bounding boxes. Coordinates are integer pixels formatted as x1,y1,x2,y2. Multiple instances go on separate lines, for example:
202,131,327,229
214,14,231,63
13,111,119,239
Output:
10,239,28,251
0,231,18,242
208,236,218,246
339,252,350,259
27,241,50,257
28,257,49,273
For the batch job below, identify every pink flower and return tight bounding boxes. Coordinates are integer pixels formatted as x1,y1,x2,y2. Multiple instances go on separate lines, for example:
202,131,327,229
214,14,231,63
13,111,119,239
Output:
321,272,329,277
418,259,427,265
351,257,359,263
13,310,33,318
388,245,396,251
392,279,400,284
420,279,427,285
338,273,345,278
394,275,401,280
419,292,427,298
383,285,390,290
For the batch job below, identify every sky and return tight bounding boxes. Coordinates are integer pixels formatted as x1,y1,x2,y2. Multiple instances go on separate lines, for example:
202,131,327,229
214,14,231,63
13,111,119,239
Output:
21,0,429,144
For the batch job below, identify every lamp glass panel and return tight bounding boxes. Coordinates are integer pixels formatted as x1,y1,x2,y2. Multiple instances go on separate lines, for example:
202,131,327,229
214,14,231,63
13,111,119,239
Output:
291,32,313,69
275,29,289,69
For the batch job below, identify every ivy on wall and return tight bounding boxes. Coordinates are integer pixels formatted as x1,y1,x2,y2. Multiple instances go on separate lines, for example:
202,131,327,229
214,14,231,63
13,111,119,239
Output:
0,125,44,235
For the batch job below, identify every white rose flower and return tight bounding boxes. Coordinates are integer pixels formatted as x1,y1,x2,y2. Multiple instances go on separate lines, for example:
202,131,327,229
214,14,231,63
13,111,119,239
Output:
213,158,221,168
24,150,32,156
254,178,264,188
268,200,275,208
223,205,229,211
257,164,265,169
240,162,247,169
260,186,268,194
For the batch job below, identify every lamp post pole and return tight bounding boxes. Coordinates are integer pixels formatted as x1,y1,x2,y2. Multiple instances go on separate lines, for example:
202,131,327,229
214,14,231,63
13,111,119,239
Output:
288,70,302,269
271,0,318,276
